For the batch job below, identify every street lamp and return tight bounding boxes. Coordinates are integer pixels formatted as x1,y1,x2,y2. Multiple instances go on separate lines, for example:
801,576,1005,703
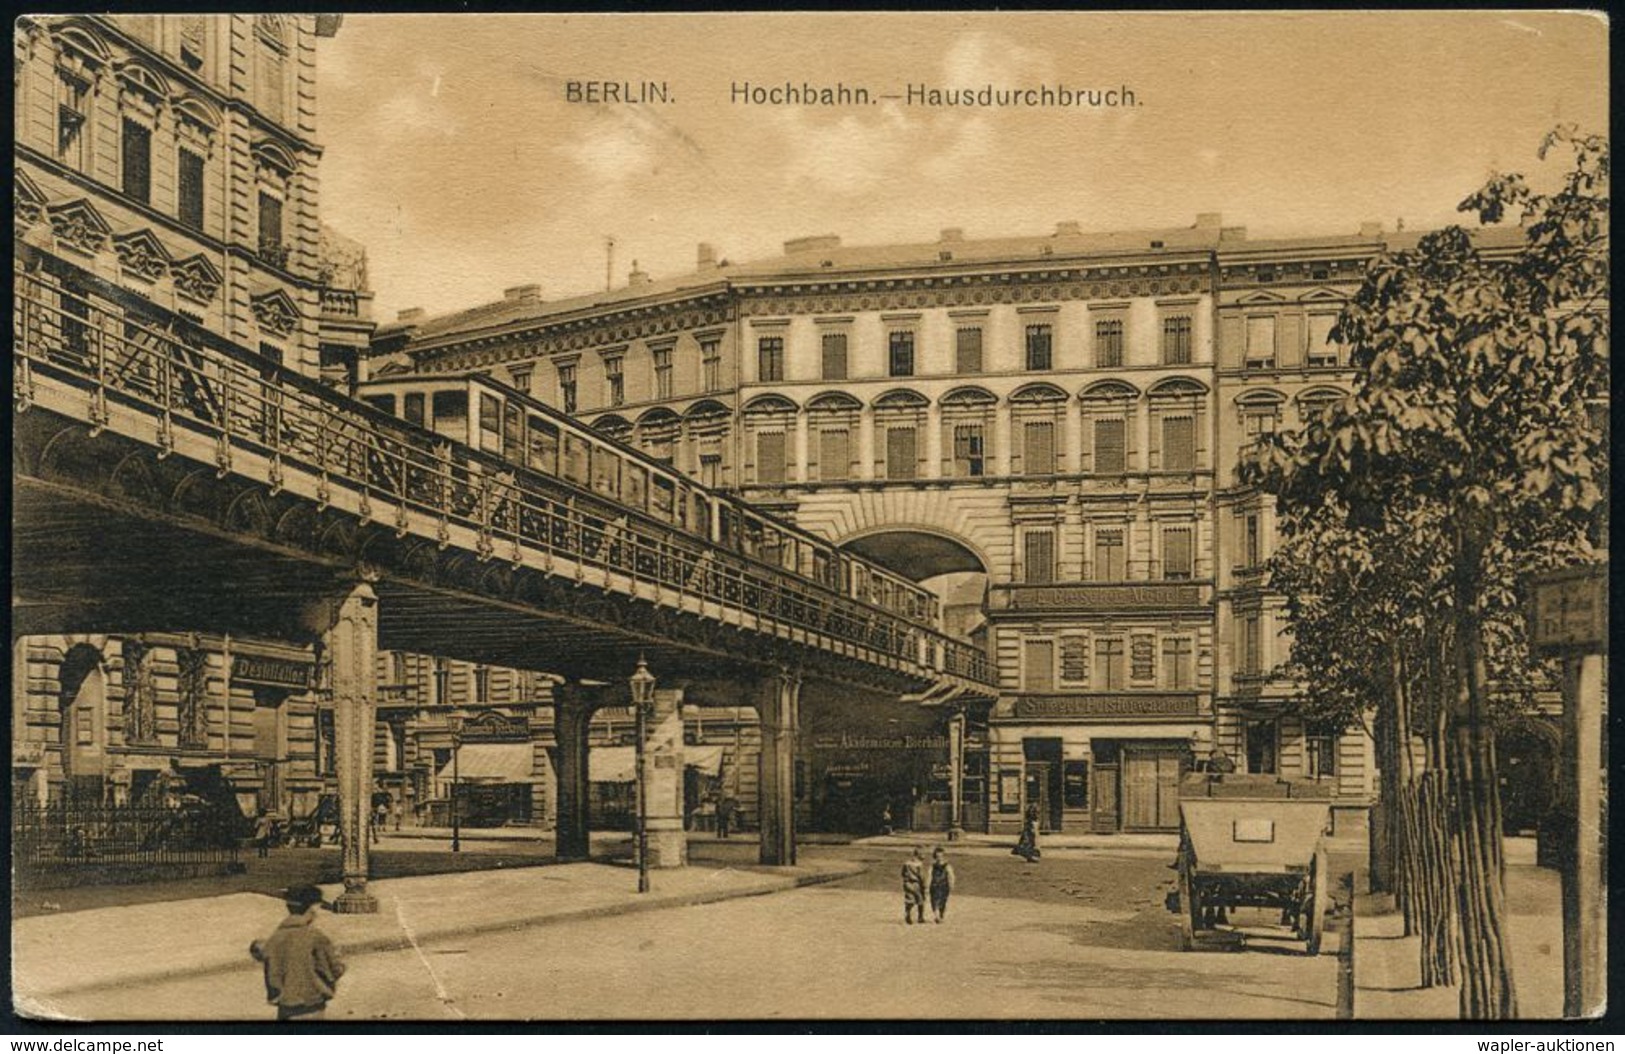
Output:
629,656,657,894
450,716,463,853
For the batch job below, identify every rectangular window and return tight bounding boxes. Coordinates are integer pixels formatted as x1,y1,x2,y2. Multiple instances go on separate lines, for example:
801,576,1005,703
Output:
1162,638,1194,689
1093,528,1126,581
1162,315,1193,365
1162,415,1195,471
1242,615,1262,675
1245,514,1261,568
1022,529,1056,585
1246,316,1277,369
1095,318,1124,368
1162,526,1193,580
1307,314,1339,368
757,336,784,382
952,423,985,477
1025,323,1053,371
1023,420,1056,476
473,666,491,704
699,453,721,489
885,425,917,480
652,349,671,399
701,339,722,392
604,357,624,407
755,431,787,484
403,392,426,427
888,331,915,377
178,148,206,230
510,366,533,394
1245,719,1278,775
527,417,559,474
58,75,90,168
956,327,983,374
258,192,284,261
179,16,207,70
558,363,578,414
122,119,152,204
1024,640,1055,692
818,428,849,481
821,333,848,380
1093,417,1126,475
1306,725,1339,779
1095,638,1126,690
1243,409,1277,442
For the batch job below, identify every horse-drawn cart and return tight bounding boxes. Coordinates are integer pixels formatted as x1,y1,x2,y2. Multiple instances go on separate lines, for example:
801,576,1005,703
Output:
1167,774,1333,954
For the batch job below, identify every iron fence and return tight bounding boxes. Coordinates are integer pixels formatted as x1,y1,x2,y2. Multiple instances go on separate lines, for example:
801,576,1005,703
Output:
13,802,243,887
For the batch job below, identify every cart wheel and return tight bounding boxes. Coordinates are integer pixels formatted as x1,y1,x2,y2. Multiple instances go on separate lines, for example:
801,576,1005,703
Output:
1177,864,1197,950
1306,849,1329,955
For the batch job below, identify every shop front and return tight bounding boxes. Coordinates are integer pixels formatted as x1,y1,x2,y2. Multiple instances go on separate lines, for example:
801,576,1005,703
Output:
433,712,547,827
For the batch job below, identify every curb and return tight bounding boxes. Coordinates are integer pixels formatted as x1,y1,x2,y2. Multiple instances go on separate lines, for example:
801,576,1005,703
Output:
21,863,863,1003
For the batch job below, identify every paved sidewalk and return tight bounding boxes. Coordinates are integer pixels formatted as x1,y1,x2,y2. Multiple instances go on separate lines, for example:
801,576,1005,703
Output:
1352,838,1564,1019
855,830,1180,853
13,855,861,1019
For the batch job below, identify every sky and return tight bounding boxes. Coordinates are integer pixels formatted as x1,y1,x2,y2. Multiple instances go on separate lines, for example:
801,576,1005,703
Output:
313,12,1609,322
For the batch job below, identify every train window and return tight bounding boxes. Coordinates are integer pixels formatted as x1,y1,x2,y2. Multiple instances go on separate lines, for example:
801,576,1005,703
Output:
591,447,621,498
563,433,590,485
718,507,737,550
403,392,426,427
363,394,396,415
624,464,647,512
432,390,466,439
651,476,675,521
527,416,559,474
503,402,524,462
478,393,503,450
761,526,785,568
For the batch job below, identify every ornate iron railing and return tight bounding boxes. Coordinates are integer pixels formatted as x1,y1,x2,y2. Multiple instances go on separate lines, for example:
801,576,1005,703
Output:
13,803,243,887
14,263,995,688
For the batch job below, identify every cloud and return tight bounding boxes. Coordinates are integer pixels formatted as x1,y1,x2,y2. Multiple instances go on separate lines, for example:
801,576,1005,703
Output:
941,29,1056,86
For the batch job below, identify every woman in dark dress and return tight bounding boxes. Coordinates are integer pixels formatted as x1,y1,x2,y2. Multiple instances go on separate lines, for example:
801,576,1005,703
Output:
1012,803,1042,862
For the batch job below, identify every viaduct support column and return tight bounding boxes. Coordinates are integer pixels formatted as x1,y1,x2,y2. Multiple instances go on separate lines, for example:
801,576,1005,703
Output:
553,683,602,862
756,670,801,867
310,579,379,914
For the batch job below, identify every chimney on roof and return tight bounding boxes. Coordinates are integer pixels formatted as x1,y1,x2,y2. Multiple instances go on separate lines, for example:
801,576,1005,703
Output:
1195,212,1223,229
939,227,964,243
503,284,542,302
783,234,841,255
697,242,718,271
397,307,424,323
628,261,651,287
1359,221,1384,238
1054,221,1082,237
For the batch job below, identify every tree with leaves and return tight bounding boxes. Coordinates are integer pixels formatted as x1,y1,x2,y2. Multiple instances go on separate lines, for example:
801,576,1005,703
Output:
1245,127,1608,1018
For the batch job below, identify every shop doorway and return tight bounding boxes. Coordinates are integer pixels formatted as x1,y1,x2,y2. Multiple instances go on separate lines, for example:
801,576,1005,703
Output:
1121,744,1185,831
1022,738,1064,832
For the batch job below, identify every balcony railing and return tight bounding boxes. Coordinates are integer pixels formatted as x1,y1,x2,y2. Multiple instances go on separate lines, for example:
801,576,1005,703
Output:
319,286,361,319
14,263,993,689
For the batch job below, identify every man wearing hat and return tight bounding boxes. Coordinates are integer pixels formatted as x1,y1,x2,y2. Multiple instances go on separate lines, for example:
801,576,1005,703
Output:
249,883,346,1020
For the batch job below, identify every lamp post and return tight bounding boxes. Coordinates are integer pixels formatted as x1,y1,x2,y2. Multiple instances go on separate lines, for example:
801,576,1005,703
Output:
629,656,656,893
450,716,462,853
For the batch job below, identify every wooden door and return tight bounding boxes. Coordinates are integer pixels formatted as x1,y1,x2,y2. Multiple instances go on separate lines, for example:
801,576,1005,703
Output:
1122,752,1160,830
1092,763,1119,833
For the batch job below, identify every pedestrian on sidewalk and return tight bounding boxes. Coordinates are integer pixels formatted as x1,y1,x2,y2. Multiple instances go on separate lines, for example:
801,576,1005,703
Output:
717,794,737,839
249,883,346,1022
929,846,955,923
1011,803,1042,863
253,809,276,859
901,847,927,925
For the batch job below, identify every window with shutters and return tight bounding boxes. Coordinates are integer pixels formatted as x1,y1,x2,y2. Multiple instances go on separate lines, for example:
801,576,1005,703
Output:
701,339,722,392
1022,529,1055,584
178,147,205,230
1093,528,1126,581
956,327,983,373
818,428,850,481
1162,526,1193,580
557,363,578,414
1094,638,1126,690
821,332,848,380
1024,639,1055,692
121,118,151,204
755,431,787,484
1162,637,1194,689
1162,415,1195,471
1306,314,1340,368
604,356,624,407
1246,316,1277,369
885,425,917,479
651,349,671,398
1025,323,1053,371
952,424,985,477
1093,417,1126,475
1095,318,1124,367
1162,315,1193,364
757,336,784,382
1023,419,1056,475
888,331,915,377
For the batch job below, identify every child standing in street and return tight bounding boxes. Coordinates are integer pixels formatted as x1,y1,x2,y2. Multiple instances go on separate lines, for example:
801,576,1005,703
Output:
249,883,346,1021
929,846,955,923
900,847,927,925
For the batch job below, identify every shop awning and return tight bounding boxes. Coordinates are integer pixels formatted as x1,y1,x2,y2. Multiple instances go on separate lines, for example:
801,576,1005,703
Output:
589,745,727,782
436,743,542,783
